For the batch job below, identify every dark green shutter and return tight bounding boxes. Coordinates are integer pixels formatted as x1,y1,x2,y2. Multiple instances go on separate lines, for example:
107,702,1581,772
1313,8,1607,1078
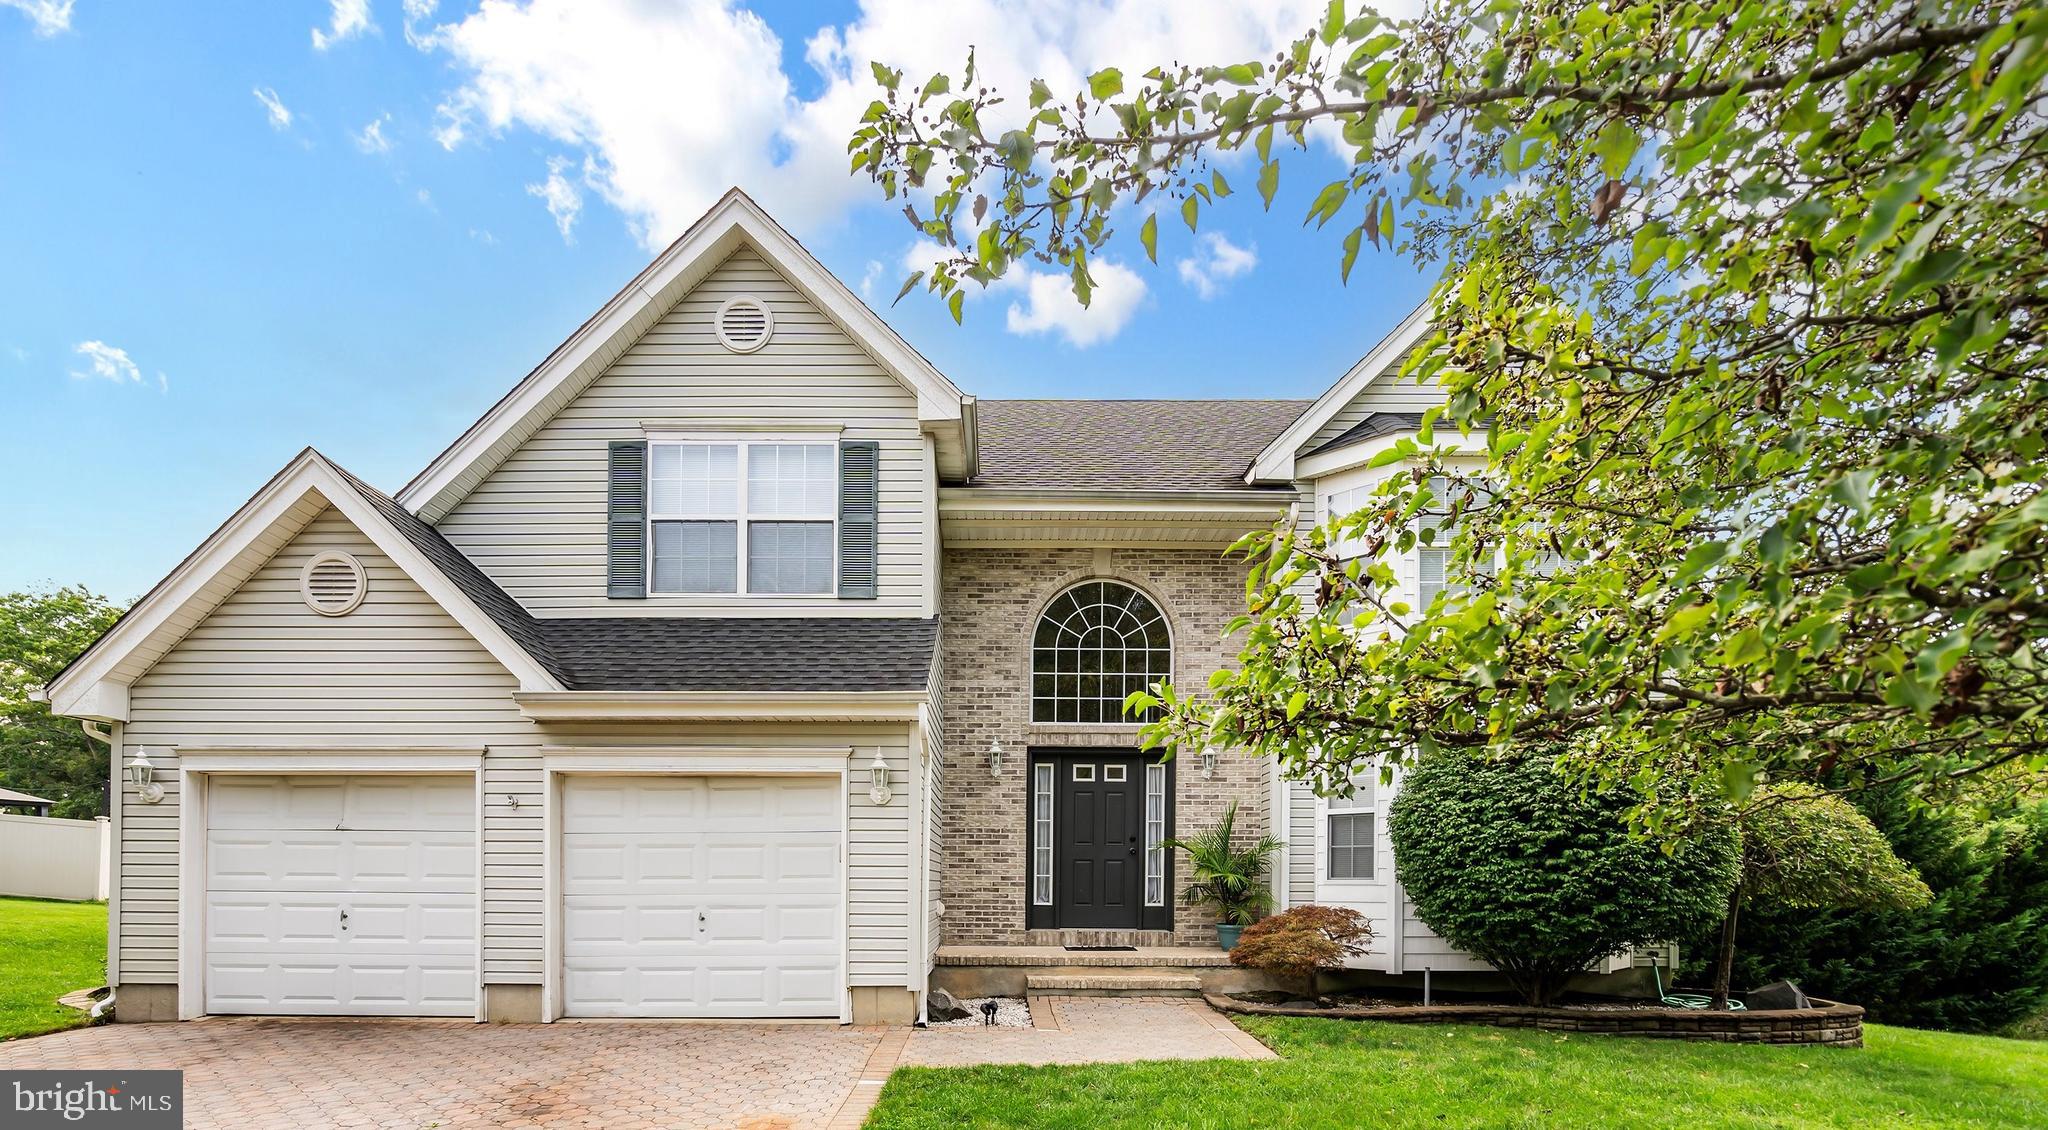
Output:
607,441,648,599
838,440,880,599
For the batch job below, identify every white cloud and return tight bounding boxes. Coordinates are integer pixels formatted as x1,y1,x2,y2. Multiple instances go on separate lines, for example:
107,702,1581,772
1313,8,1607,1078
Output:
468,227,498,245
858,259,884,302
7,344,27,363
0,0,71,36
353,113,393,154
415,0,1341,251
311,0,374,51
253,86,293,130
69,340,168,392
1004,260,1147,348
416,187,435,208
401,0,438,46
1176,231,1258,299
527,155,583,242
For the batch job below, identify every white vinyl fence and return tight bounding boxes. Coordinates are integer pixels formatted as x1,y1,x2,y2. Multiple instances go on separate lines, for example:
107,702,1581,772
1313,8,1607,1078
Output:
0,812,110,901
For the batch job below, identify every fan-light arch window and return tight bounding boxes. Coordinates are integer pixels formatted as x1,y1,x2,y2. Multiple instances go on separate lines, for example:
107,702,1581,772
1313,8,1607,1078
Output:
1031,581,1171,723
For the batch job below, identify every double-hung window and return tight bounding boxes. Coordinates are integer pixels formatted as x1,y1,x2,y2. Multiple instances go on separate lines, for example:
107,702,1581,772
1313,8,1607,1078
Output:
647,439,836,595
1325,773,1376,881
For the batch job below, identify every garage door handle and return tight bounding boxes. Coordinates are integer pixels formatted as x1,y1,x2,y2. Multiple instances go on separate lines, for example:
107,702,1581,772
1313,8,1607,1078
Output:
338,908,349,929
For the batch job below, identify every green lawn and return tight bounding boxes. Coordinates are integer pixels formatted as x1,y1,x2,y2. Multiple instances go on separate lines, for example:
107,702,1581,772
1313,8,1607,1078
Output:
0,897,107,1041
866,1016,2048,1129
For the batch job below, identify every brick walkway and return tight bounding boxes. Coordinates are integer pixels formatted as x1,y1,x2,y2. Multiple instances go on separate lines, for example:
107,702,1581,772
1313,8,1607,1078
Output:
0,999,1267,1128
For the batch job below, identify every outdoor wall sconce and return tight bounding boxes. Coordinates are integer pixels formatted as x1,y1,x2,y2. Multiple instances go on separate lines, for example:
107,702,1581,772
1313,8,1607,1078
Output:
869,748,894,806
988,739,1003,778
127,749,165,805
1200,747,1219,780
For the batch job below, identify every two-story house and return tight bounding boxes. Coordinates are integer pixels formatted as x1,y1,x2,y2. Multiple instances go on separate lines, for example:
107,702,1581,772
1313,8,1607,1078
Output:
43,189,1654,1027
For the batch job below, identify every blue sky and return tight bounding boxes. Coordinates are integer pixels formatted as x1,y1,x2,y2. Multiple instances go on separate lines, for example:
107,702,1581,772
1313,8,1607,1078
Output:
0,0,1435,598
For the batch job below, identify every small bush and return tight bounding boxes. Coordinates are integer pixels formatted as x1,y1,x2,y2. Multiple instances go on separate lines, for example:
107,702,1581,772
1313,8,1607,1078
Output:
1389,751,1740,1006
1230,905,1374,983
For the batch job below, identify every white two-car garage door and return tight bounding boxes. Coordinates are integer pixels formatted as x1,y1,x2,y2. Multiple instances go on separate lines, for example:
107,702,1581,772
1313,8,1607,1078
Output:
203,774,476,1017
561,775,841,1018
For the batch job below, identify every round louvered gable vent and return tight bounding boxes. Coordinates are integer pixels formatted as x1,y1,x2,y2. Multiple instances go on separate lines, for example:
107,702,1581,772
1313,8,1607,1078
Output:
301,552,368,616
715,295,774,353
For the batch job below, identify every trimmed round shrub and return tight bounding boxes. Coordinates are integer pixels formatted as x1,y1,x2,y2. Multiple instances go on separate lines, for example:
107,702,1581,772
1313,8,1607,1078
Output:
1230,905,1375,984
1389,752,1740,1006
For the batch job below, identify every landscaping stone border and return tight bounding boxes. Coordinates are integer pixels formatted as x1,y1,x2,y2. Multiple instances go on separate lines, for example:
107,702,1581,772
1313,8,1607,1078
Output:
1204,992,1865,1047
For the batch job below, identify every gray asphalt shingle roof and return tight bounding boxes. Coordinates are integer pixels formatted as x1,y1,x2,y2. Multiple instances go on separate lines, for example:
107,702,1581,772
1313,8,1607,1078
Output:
339,466,940,693
1302,411,1427,457
971,399,1311,491
535,617,939,692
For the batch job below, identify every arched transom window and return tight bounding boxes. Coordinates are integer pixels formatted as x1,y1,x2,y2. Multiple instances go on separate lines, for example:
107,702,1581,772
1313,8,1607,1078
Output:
1031,581,1172,723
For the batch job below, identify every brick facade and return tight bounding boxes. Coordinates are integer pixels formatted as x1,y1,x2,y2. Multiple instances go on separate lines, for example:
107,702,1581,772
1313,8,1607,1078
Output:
938,547,1269,946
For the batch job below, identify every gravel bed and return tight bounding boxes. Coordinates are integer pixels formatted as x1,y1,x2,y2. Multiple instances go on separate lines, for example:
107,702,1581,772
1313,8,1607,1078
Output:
929,996,1033,1028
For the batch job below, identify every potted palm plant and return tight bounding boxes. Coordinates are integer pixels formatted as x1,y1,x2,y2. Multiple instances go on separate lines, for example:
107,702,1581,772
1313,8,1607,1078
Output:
1161,801,1285,949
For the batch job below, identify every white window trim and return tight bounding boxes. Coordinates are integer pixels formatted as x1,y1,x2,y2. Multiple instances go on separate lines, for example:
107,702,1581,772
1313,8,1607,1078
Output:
644,435,840,598
1031,762,1055,907
1314,777,1387,892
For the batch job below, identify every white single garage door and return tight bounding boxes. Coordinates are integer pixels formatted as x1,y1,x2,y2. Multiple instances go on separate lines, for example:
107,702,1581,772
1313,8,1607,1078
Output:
204,774,477,1017
561,775,841,1018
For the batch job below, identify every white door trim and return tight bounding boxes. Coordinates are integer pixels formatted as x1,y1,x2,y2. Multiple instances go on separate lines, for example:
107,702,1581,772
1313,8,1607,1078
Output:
177,757,486,1021
541,758,852,1024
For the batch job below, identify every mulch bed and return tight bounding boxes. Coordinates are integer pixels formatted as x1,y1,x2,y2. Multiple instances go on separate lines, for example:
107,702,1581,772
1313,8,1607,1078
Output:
1209,991,1866,1046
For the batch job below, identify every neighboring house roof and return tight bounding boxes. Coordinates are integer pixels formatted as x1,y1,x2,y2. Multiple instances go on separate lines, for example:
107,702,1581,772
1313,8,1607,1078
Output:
536,617,939,692
971,399,1311,492
0,786,54,806
397,188,976,523
1302,411,1427,457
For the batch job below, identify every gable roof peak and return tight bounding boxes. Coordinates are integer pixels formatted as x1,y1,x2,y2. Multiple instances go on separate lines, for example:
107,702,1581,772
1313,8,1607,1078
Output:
397,186,973,522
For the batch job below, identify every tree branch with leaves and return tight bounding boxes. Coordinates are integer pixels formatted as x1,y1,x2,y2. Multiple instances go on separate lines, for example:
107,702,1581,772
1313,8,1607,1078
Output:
848,0,2048,831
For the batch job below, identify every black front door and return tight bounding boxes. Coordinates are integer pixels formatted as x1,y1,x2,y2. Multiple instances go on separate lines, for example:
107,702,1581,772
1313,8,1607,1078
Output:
1055,756,1143,929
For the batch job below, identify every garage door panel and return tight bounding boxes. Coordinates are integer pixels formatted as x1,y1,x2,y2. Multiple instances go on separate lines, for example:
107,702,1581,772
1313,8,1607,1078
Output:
206,956,476,1017
204,774,476,1017
208,830,473,892
560,775,842,1018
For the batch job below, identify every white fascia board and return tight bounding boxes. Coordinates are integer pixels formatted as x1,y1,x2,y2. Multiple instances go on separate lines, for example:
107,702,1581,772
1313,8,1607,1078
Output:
513,689,928,723
1294,427,1491,481
48,450,563,719
937,488,1294,517
1247,303,1437,485
47,448,329,719
398,189,966,520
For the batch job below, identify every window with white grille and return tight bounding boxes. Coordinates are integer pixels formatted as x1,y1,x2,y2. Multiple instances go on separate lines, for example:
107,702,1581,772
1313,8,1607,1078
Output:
1144,762,1167,906
648,440,835,594
1032,762,1054,906
1031,581,1171,723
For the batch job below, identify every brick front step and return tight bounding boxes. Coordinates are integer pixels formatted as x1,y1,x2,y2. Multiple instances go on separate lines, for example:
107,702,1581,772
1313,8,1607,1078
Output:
1026,972,1204,996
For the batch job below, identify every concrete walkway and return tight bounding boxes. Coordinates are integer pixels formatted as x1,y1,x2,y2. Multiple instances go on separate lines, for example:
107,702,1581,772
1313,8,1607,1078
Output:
904,996,1274,1067
0,998,1267,1128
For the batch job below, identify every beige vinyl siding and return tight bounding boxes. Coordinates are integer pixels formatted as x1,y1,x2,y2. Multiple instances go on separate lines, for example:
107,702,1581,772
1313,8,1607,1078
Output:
534,721,919,986
438,248,928,617
1286,780,1317,908
119,509,545,985
924,733,944,973
1301,364,1444,452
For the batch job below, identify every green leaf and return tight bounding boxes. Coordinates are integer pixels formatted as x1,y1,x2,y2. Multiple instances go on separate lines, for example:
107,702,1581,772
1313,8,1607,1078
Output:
891,271,924,306
946,290,965,325
1286,690,1308,720
1139,212,1159,263
1320,0,1345,45
1181,194,1200,233
1258,160,1280,208
1029,78,1055,108
1088,67,1124,100
1592,119,1640,180
1829,469,1876,517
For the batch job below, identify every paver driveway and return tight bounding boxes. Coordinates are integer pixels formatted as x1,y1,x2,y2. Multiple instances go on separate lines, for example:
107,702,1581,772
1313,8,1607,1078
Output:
0,998,1268,1128
0,1017,890,1129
